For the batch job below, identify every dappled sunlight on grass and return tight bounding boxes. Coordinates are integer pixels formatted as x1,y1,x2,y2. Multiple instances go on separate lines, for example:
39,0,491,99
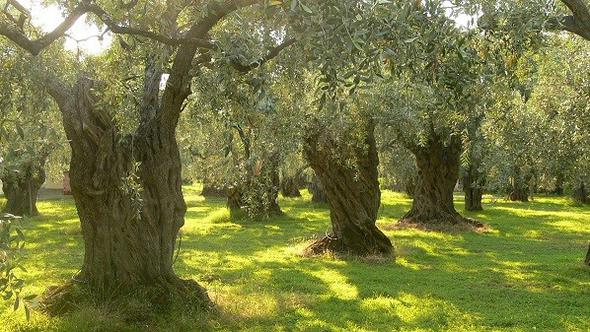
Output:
2,187,590,331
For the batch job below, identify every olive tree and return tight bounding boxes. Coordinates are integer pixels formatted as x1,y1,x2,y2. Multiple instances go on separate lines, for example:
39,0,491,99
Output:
0,44,65,216
0,0,297,306
376,3,491,229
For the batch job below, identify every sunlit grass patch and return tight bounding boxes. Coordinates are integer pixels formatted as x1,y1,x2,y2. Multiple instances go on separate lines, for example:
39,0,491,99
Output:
2,187,590,331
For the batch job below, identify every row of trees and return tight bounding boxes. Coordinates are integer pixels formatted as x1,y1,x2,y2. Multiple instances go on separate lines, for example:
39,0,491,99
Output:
1,0,590,317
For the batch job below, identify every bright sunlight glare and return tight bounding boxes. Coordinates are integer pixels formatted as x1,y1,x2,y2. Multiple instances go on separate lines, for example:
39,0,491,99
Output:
20,0,112,55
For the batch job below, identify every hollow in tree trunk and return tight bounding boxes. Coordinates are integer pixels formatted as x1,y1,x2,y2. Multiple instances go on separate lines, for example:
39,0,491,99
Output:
304,122,393,256
400,137,482,229
1,152,47,216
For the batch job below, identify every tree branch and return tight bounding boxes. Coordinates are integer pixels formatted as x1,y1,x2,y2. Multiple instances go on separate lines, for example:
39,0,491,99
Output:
229,38,296,73
0,3,88,55
159,0,265,131
548,0,590,40
0,1,215,56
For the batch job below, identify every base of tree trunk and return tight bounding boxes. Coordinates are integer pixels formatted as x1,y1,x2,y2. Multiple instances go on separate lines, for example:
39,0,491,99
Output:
585,244,590,267
280,177,303,197
394,212,487,233
39,275,213,319
304,233,393,257
509,190,529,202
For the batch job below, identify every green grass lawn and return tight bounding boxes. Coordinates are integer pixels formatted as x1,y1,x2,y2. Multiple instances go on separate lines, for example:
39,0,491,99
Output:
1,187,590,331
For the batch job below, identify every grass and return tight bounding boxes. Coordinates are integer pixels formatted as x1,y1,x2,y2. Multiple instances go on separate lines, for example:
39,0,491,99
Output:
1,186,590,331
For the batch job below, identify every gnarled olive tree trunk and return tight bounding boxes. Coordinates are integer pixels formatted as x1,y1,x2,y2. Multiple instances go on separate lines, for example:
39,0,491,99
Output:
50,78,209,304
1,156,47,216
242,153,282,217
401,137,477,227
280,168,306,198
304,122,393,256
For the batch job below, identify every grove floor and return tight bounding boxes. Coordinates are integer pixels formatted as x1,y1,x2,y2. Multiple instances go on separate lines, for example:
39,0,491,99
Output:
1,187,590,331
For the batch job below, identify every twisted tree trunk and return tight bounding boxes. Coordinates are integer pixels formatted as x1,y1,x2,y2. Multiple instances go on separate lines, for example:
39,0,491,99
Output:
304,122,393,256
280,167,306,198
401,137,480,228
47,78,210,306
2,155,47,216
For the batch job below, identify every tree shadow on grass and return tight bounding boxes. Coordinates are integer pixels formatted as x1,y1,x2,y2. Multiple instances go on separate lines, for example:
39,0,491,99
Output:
175,193,590,330
10,189,590,331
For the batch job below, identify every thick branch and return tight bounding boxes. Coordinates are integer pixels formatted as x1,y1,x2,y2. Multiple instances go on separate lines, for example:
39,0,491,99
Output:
547,0,590,40
86,4,214,48
0,3,87,55
230,38,296,73
159,0,264,131
0,1,214,56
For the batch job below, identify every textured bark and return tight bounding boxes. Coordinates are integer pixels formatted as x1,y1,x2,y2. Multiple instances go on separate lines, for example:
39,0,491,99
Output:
227,187,243,212
585,243,590,266
52,78,209,305
304,122,393,256
463,163,484,211
280,166,307,198
308,175,328,203
0,0,288,311
404,175,417,198
1,156,47,216
401,137,479,228
264,159,282,215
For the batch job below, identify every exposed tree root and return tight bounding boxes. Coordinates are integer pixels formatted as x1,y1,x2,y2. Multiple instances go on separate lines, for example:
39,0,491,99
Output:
38,276,213,320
